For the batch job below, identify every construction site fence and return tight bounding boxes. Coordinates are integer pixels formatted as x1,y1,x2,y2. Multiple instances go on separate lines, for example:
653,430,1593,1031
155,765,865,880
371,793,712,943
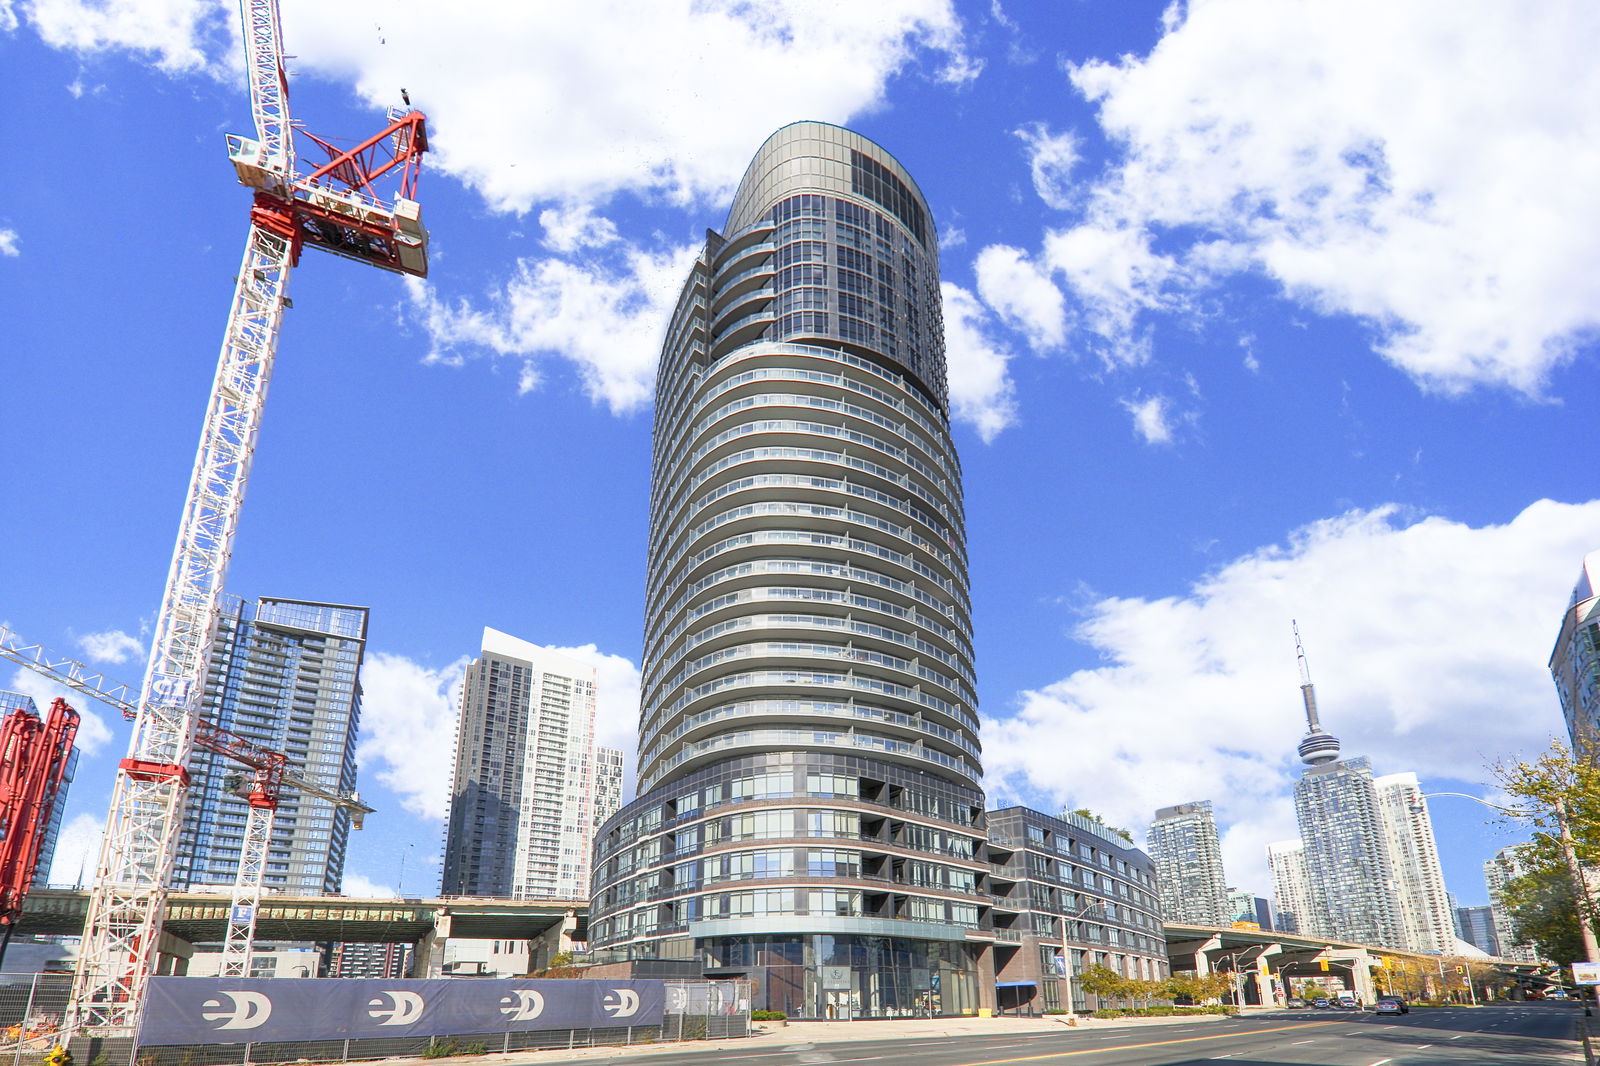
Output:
0,975,749,1066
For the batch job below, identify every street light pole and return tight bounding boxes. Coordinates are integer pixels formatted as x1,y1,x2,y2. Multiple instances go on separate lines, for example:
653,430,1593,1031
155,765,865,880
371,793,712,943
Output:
1419,791,1600,965
1422,790,1597,1014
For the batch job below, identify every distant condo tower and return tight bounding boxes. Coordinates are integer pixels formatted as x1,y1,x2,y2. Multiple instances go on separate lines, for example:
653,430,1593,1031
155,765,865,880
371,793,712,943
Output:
1281,626,1405,949
589,123,986,1018
442,629,624,901
1147,801,1230,926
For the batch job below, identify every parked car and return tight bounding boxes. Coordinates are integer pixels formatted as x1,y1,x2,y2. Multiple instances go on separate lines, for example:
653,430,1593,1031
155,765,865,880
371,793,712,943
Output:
1375,996,1409,1015
1286,997,1306,1008
1310,997,1332,1009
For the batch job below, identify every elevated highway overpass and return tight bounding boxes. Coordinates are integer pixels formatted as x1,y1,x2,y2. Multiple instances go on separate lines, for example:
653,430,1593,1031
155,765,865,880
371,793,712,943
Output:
1164,922,1544,1004
20,889,587,977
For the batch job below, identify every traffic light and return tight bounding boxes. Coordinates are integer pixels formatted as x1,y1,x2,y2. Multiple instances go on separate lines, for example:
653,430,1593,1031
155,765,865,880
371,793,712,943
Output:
1455,966,1465,975
1319,959,1329,972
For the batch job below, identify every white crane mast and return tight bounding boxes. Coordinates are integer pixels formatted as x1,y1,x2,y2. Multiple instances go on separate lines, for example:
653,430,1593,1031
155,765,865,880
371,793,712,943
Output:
69,226,291,1033
63,0,427,1037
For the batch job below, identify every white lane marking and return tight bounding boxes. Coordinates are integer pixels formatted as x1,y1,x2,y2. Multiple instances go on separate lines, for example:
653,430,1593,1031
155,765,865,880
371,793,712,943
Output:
1291,1039,1316,1044
1368,1060,1393,1066
1416,1044,1433,1050
1451,1034,1467,1039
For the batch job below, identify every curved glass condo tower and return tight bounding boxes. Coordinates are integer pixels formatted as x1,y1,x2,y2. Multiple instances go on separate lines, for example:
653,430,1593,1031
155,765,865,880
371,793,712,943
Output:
589,124,985,1018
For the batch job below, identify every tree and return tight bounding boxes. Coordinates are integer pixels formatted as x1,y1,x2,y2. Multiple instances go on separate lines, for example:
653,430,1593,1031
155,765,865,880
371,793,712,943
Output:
1078,964,1132,1005
1162,971,1232,1004
1502,861,1586,965
1491,739,1600,960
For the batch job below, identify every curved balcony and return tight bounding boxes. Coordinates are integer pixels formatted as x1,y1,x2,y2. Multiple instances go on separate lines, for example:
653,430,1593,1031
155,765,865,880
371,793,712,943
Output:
640,725,980,793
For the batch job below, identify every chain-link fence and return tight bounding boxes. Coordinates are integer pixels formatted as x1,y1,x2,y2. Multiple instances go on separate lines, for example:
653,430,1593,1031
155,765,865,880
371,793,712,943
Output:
0,975,749,1066
660,980,750,1042
0,974,71,1066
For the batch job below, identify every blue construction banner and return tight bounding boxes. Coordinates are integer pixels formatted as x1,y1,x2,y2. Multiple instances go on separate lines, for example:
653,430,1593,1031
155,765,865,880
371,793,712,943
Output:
141,977,666,1045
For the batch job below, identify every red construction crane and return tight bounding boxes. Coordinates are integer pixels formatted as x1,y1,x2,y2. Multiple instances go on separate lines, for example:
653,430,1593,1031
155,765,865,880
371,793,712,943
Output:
62,0,429,1037
0,697,79,967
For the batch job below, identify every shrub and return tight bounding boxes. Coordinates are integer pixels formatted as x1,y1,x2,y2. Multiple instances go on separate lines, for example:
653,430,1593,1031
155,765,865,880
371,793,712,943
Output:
461,1043,488,1056
1091,1005,1236,1018
751,1010,788,1021
422,1041,460,1059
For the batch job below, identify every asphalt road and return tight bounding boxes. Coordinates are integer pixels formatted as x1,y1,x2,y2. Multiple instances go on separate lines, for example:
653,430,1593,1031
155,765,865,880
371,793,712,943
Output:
517,1003,1584,1066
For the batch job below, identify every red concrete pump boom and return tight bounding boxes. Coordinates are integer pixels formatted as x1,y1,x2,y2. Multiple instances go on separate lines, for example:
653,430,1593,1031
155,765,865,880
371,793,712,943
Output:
0,698,79,963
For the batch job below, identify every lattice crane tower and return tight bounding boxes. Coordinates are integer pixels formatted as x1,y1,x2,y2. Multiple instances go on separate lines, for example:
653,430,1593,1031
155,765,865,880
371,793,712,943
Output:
67,0,429,1036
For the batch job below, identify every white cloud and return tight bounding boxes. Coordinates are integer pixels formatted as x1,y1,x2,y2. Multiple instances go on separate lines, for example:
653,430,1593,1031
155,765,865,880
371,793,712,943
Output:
538,204,619,254
1059,0,1600,393
1014,121,1080,210
0,228,18,257
0,1,17,33
940,282,1018,442
23,0,231,74
1039,222,1178,366
45,812,103,887
974,245,1066,351
981,497,1600,892
1121,394,1172,445
354,653,468,820
21,2,971,211
6,668,115,755
77,629,143,665
289,0,972,214
408,240,700,414
341,871,397,898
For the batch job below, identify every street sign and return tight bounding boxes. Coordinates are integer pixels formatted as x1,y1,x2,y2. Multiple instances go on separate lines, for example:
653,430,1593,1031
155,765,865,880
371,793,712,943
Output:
822,966,852,990
1572,962,1600,985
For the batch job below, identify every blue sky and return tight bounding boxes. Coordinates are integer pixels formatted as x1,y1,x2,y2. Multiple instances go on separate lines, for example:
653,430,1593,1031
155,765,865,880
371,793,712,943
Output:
5,0,1600,911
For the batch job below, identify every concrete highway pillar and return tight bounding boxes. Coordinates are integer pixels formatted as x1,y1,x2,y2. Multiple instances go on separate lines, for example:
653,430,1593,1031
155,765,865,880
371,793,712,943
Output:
411,911,452,978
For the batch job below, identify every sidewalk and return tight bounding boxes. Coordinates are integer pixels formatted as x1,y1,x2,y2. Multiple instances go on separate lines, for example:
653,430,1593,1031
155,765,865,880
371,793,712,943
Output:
378,1010,1256,1064
748,1010,1241,1044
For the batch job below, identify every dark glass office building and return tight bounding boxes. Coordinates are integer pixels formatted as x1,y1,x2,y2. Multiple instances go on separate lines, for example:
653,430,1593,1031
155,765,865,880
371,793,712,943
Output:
589,123,988,1018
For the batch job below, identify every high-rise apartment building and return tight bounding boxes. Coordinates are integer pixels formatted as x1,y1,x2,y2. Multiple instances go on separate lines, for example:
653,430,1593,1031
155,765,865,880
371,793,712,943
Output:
1266,840,1318,937
172,597,366,894
1484,844,1541,963
1147,801,1230,925
0,689,79,885
1551,550,1600,756
589,123,988,1019
1293,755,1402,947
1375,772,1455,954
441,629,623,900
1284,631,1404,948
1455,904,1500,956
1224,887,1273,930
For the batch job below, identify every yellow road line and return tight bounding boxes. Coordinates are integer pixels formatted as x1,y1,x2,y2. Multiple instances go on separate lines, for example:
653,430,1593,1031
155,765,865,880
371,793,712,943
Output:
957,1021,1341,1065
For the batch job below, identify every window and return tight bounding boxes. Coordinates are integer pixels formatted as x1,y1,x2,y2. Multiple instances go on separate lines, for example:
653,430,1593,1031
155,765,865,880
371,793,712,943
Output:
805,773,858,797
